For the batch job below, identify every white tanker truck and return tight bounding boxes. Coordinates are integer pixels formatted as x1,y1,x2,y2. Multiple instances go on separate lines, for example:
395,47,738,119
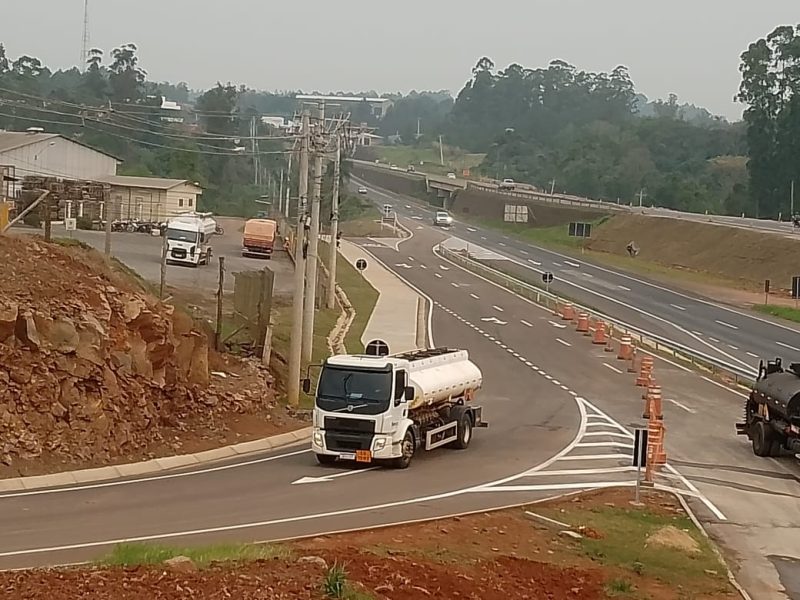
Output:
305,347,486,469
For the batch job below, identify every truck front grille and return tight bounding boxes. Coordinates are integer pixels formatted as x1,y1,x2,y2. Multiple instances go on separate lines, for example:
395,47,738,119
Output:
324,416,375,434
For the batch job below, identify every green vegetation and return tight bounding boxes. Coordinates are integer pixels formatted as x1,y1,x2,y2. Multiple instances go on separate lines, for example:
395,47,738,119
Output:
605,578,635,596
372,144,485,177
466,218,593,249
99,542,287,568
753,304,800,324
537,504,727,587
322,563,374,600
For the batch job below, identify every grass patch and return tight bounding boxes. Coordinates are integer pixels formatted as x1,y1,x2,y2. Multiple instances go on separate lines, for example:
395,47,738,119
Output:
99,542,288,568
322,563,375,599
374,144,485,177
605,577,635,596
753,303,800,323
537,504,728,588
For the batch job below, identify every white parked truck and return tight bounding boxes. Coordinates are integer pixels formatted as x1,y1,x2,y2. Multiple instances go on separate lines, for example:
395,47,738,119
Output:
306,347,486,469
165,212,217,267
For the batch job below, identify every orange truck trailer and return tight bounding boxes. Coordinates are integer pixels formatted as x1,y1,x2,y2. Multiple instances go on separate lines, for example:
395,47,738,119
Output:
242,218,277,259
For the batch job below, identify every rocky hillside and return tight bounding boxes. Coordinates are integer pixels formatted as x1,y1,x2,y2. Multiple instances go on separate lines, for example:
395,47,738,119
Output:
0,235,284,474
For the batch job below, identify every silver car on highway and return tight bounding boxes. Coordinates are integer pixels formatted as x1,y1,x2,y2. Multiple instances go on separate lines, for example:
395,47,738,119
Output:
433,210,453,227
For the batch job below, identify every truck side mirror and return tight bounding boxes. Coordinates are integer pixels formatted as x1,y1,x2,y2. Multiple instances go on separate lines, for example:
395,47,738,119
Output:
302,378,311,394
404,386,414,401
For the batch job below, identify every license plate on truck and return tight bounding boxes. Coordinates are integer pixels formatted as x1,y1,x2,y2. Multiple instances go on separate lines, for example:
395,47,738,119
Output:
355,450,372,463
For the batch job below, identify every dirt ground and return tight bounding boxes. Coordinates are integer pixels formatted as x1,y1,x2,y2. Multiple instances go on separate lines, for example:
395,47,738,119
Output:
588,214,800,296
0,489,737,600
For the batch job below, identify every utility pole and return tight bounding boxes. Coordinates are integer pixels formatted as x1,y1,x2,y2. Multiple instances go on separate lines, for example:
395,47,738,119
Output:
438,135,444,166
791,180,795,217
278,168,284,216
287,111,311,407
103,191,112,256
285,152,293,218
549,179,556,196
327,135,341,310
251,116,258,186
159,229,167,299
302,102,325,363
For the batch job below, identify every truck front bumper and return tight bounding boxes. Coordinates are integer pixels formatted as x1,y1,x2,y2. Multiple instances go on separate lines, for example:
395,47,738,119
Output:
312,428,398,460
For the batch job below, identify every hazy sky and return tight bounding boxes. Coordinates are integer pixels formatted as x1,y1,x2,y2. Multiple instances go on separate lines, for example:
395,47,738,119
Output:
4,1,799,120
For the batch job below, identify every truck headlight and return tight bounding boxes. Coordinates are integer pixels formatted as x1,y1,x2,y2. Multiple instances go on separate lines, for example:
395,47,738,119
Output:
313,431,323,446
373,437,387,451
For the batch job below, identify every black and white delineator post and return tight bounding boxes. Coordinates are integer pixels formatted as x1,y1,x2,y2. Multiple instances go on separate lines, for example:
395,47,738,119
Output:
632,428,648,506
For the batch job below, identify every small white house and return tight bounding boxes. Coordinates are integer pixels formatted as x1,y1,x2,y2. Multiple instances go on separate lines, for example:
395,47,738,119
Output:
97,175,203,222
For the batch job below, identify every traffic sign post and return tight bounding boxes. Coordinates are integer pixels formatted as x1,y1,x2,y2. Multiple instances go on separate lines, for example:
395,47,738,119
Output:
632,428,648,506
64,217,76,239
765,279,771,305
793,276,800,308
542,271,554,293
355,258,367,272
365,339,389,356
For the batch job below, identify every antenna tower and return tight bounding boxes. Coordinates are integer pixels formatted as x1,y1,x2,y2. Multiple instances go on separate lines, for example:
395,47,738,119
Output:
81,0,90,70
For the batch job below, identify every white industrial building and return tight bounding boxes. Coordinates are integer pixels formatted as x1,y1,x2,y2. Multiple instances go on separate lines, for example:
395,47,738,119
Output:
97,175,203,222
0,130,120,199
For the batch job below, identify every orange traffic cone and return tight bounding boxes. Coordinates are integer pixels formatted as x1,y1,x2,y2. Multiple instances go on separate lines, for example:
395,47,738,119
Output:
592,321,608,345
577,313,590,334
617,335,633,361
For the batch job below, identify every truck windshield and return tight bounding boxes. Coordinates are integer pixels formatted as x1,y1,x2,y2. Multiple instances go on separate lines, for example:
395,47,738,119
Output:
166,228,198,243
316,365,392,414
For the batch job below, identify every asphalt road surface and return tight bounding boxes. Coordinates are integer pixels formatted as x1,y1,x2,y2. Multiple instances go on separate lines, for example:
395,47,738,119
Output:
21,217,295,299
353,177,800,376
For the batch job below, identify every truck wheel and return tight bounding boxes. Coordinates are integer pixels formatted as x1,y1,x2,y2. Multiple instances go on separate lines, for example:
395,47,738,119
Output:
315,453,337,466
752,421,777,457
391,430,415,469
451,413,472,450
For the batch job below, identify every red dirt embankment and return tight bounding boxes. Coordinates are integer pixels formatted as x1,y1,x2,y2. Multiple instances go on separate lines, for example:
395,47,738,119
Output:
0,235,299,476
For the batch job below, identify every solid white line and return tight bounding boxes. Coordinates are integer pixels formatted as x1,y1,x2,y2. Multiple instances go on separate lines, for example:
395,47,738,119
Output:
0,448,311,499
556,338,571,347
548,321,567,329
576,442,634,449
557,454,631,461
474,482,636,493
618,285,631,291
666,398,696,414
777,341,800,353
582,431,633,439
492,305,504,312
520,320,533,327
524,466,635,477
603,363,623,374
670,304,686,311
470,293,480,299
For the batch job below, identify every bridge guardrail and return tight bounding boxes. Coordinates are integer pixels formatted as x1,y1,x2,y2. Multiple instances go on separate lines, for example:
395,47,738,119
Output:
436,245,758,388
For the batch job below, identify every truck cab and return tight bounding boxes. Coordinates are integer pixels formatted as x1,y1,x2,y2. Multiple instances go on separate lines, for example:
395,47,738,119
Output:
165,213,216,267
307,348,486,469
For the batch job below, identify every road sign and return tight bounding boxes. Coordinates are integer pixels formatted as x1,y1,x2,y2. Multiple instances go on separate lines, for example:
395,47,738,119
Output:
568,222,592,238
542,272,554,285
64,218,77,231
793,276,800,300
365,339,390,356
383,204,392,218
355,258,367,272
632,427,649,506
765,279,771,294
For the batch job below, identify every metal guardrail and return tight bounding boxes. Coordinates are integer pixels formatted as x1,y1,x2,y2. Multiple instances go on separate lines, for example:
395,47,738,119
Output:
436,245,759,388
466,181,630,212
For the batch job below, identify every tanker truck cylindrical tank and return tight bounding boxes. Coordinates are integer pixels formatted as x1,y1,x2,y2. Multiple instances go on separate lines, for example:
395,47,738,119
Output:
406,351,483,410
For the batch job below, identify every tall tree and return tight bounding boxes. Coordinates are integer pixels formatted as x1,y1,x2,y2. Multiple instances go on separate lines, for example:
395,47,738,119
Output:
108,43,146,103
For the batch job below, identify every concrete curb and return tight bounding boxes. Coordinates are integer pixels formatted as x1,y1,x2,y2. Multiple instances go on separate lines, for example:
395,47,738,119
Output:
0,427,312,493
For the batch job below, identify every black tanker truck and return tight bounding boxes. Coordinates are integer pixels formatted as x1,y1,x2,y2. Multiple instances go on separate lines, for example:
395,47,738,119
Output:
736,357,800,458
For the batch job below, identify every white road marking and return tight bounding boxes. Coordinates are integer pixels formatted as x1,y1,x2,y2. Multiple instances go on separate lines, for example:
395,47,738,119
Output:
618,285,631,291
492,305,504,312
582,273,593,278
670,304,686,311
292,467,379,485
557,454,631,461
552,262,562,267
576,442,634,449
603,363,623,374
709,337,720,343
407,256,415,262
692,331,704,337
394,263,413,269
439,265,449,271
419,264,427,269
528,259,542,266
470,293,480,299
434,273,442,278
520,250,528,255
0,448,311,499
499,242,506,246
715,319,739,330
481,236,487,240
520,320,533,327
467,227,477,232
548,321,567,329
777,341,800,353
666,398,696,414
481,317,507,325
521,466,636,477
564,260,580,268
451,282,460,288
746,351,759,358
728,345,738,351
556,338,571,347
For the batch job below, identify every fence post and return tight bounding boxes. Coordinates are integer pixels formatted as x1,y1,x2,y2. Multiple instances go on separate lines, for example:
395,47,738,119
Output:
215,257,225,351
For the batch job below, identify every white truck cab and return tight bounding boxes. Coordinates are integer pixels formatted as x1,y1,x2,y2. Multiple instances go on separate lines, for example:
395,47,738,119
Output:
165,212,217,267
306,348,486,469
